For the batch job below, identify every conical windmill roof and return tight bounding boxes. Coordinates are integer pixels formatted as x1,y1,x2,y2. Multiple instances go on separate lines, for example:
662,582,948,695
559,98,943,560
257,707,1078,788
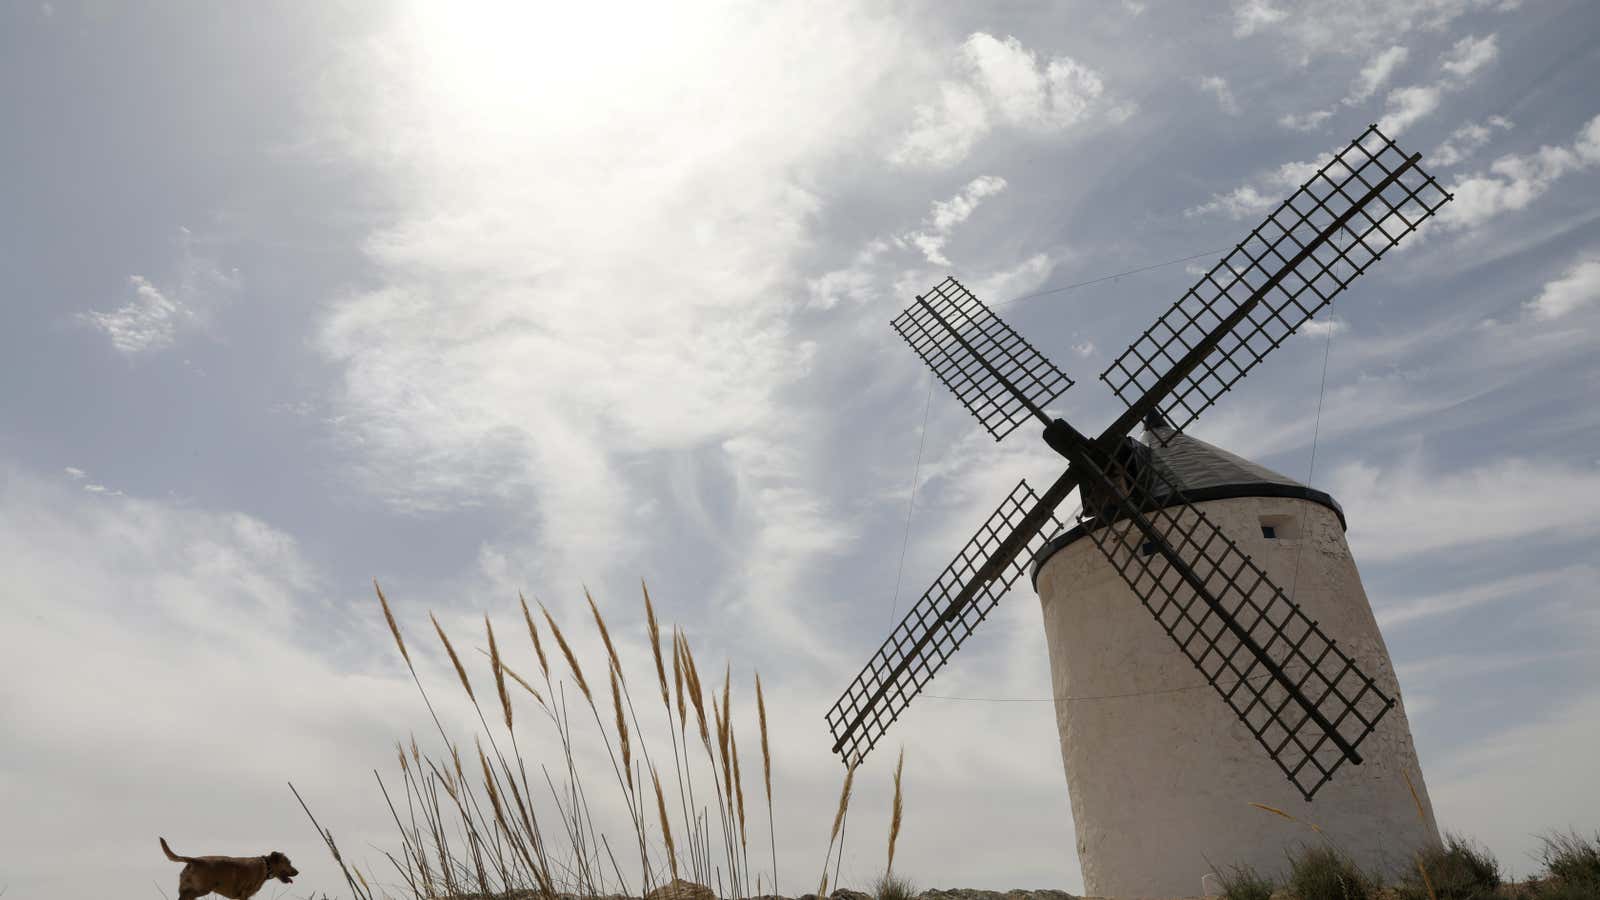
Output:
1030,416,1344,586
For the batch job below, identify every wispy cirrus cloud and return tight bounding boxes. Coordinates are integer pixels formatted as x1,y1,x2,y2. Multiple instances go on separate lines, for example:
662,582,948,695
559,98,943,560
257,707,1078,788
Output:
1330,453,1600,562
1280,44,1409,132
1232,0,1515,58
1198,37,1504,219
808,175,1048,310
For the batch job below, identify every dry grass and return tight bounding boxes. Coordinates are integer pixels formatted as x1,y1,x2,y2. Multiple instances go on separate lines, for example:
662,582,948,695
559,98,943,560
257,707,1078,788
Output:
290,580,915,900
1286,845,1376,900
1538,831,1600,895
1213,862,1274,900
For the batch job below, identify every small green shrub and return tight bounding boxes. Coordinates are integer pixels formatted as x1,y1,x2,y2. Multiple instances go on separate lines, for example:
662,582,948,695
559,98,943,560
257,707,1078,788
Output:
1540,831,1600,889
872,872,917,900
1215,862,1276,900
1533,878,1600,900
1398,833,1504,900
1287,845,1376,900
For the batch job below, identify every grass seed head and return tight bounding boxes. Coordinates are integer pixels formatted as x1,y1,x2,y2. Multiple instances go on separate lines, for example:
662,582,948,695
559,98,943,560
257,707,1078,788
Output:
756,671,772,801
643,579,670,710
610,663,631,779
519,592,550,680
430,613,474,702
586,587,624,682
888,747,904,874
374,579,411,667
652,765,678,882
487,615,512,730
673,629,687,727
539,602,591,704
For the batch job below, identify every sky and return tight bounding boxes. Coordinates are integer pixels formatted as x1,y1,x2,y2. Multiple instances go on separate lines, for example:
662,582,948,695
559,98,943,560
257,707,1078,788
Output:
2,1,1599,897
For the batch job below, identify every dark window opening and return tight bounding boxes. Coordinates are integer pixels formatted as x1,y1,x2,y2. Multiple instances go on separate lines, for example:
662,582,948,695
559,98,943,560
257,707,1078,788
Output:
1140,540,1158,556
1261,524,1278,539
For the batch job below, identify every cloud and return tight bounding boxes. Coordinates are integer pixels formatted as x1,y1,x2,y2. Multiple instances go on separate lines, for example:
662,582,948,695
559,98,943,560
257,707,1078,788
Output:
1428,690,1600,879
1279,109,1334,132
890,33,1125,169
1198,75,1241,115
1377,564,1598,629
0,465,412,900
1185,155,1331,218
1329,454,1600,562
1278,45,1408,133
1431,115,1514,167
1297,317,1349,338
311,1,936,670
1435,114,1600,232
892,82,992,170
1524,256,1600,321
1347,45,1410,104
1377,84,1443,134
1440,32,1499,80
907,175,1009,266
76,229,239,357
1230,0,1513,58
808,176,1037,309
1202,40,1503,218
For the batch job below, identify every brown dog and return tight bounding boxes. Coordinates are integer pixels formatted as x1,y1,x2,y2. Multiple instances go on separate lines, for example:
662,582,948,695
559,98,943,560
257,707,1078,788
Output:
160,837,299,900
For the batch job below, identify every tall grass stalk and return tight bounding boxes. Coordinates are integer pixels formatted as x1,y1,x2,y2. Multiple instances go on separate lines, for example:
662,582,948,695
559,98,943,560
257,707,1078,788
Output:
757,670,777,897
887,748,904,876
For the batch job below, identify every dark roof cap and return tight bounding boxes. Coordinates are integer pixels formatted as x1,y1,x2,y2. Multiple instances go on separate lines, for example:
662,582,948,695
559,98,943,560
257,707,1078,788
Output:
1029,422,1345,587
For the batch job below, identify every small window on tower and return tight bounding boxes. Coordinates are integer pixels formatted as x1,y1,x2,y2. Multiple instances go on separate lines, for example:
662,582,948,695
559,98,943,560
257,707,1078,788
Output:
1258,515,1300,540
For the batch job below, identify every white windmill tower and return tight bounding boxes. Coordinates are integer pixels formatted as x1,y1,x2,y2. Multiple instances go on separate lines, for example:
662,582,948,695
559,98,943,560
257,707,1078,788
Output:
824,125,1450,897
1032,416,1438,897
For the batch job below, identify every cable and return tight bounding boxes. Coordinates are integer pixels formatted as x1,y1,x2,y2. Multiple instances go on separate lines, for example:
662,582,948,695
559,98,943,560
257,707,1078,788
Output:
887,382,934,626
1287,227,1343,602
995,249,1228,307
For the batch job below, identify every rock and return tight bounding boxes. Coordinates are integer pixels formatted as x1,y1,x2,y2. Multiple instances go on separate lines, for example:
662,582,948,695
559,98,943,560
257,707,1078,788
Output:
830,890,873,900
918,890,1081,900
645,878,717,900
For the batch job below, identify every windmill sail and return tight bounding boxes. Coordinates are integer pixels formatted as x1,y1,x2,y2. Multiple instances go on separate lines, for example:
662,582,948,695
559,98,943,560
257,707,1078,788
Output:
892,277,1074,441
1100,125,1450,434
1070,441,1395,799
826,477,1070,765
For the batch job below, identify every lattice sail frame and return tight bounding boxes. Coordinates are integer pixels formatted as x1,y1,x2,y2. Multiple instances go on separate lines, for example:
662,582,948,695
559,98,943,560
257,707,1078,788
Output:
1101,125,1451,432
893,277,1074,441
1073,442,1395,799
826,479,1065,765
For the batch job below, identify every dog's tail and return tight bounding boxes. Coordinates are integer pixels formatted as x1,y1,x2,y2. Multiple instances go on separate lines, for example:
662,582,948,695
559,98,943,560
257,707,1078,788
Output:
160,837,193,863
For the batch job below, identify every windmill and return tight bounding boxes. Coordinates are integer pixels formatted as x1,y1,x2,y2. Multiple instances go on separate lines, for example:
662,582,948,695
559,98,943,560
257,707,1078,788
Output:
827,126,1450,821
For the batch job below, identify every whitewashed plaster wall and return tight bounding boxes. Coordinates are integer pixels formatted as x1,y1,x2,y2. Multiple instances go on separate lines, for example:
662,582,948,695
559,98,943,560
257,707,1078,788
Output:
1035,495,1438,899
